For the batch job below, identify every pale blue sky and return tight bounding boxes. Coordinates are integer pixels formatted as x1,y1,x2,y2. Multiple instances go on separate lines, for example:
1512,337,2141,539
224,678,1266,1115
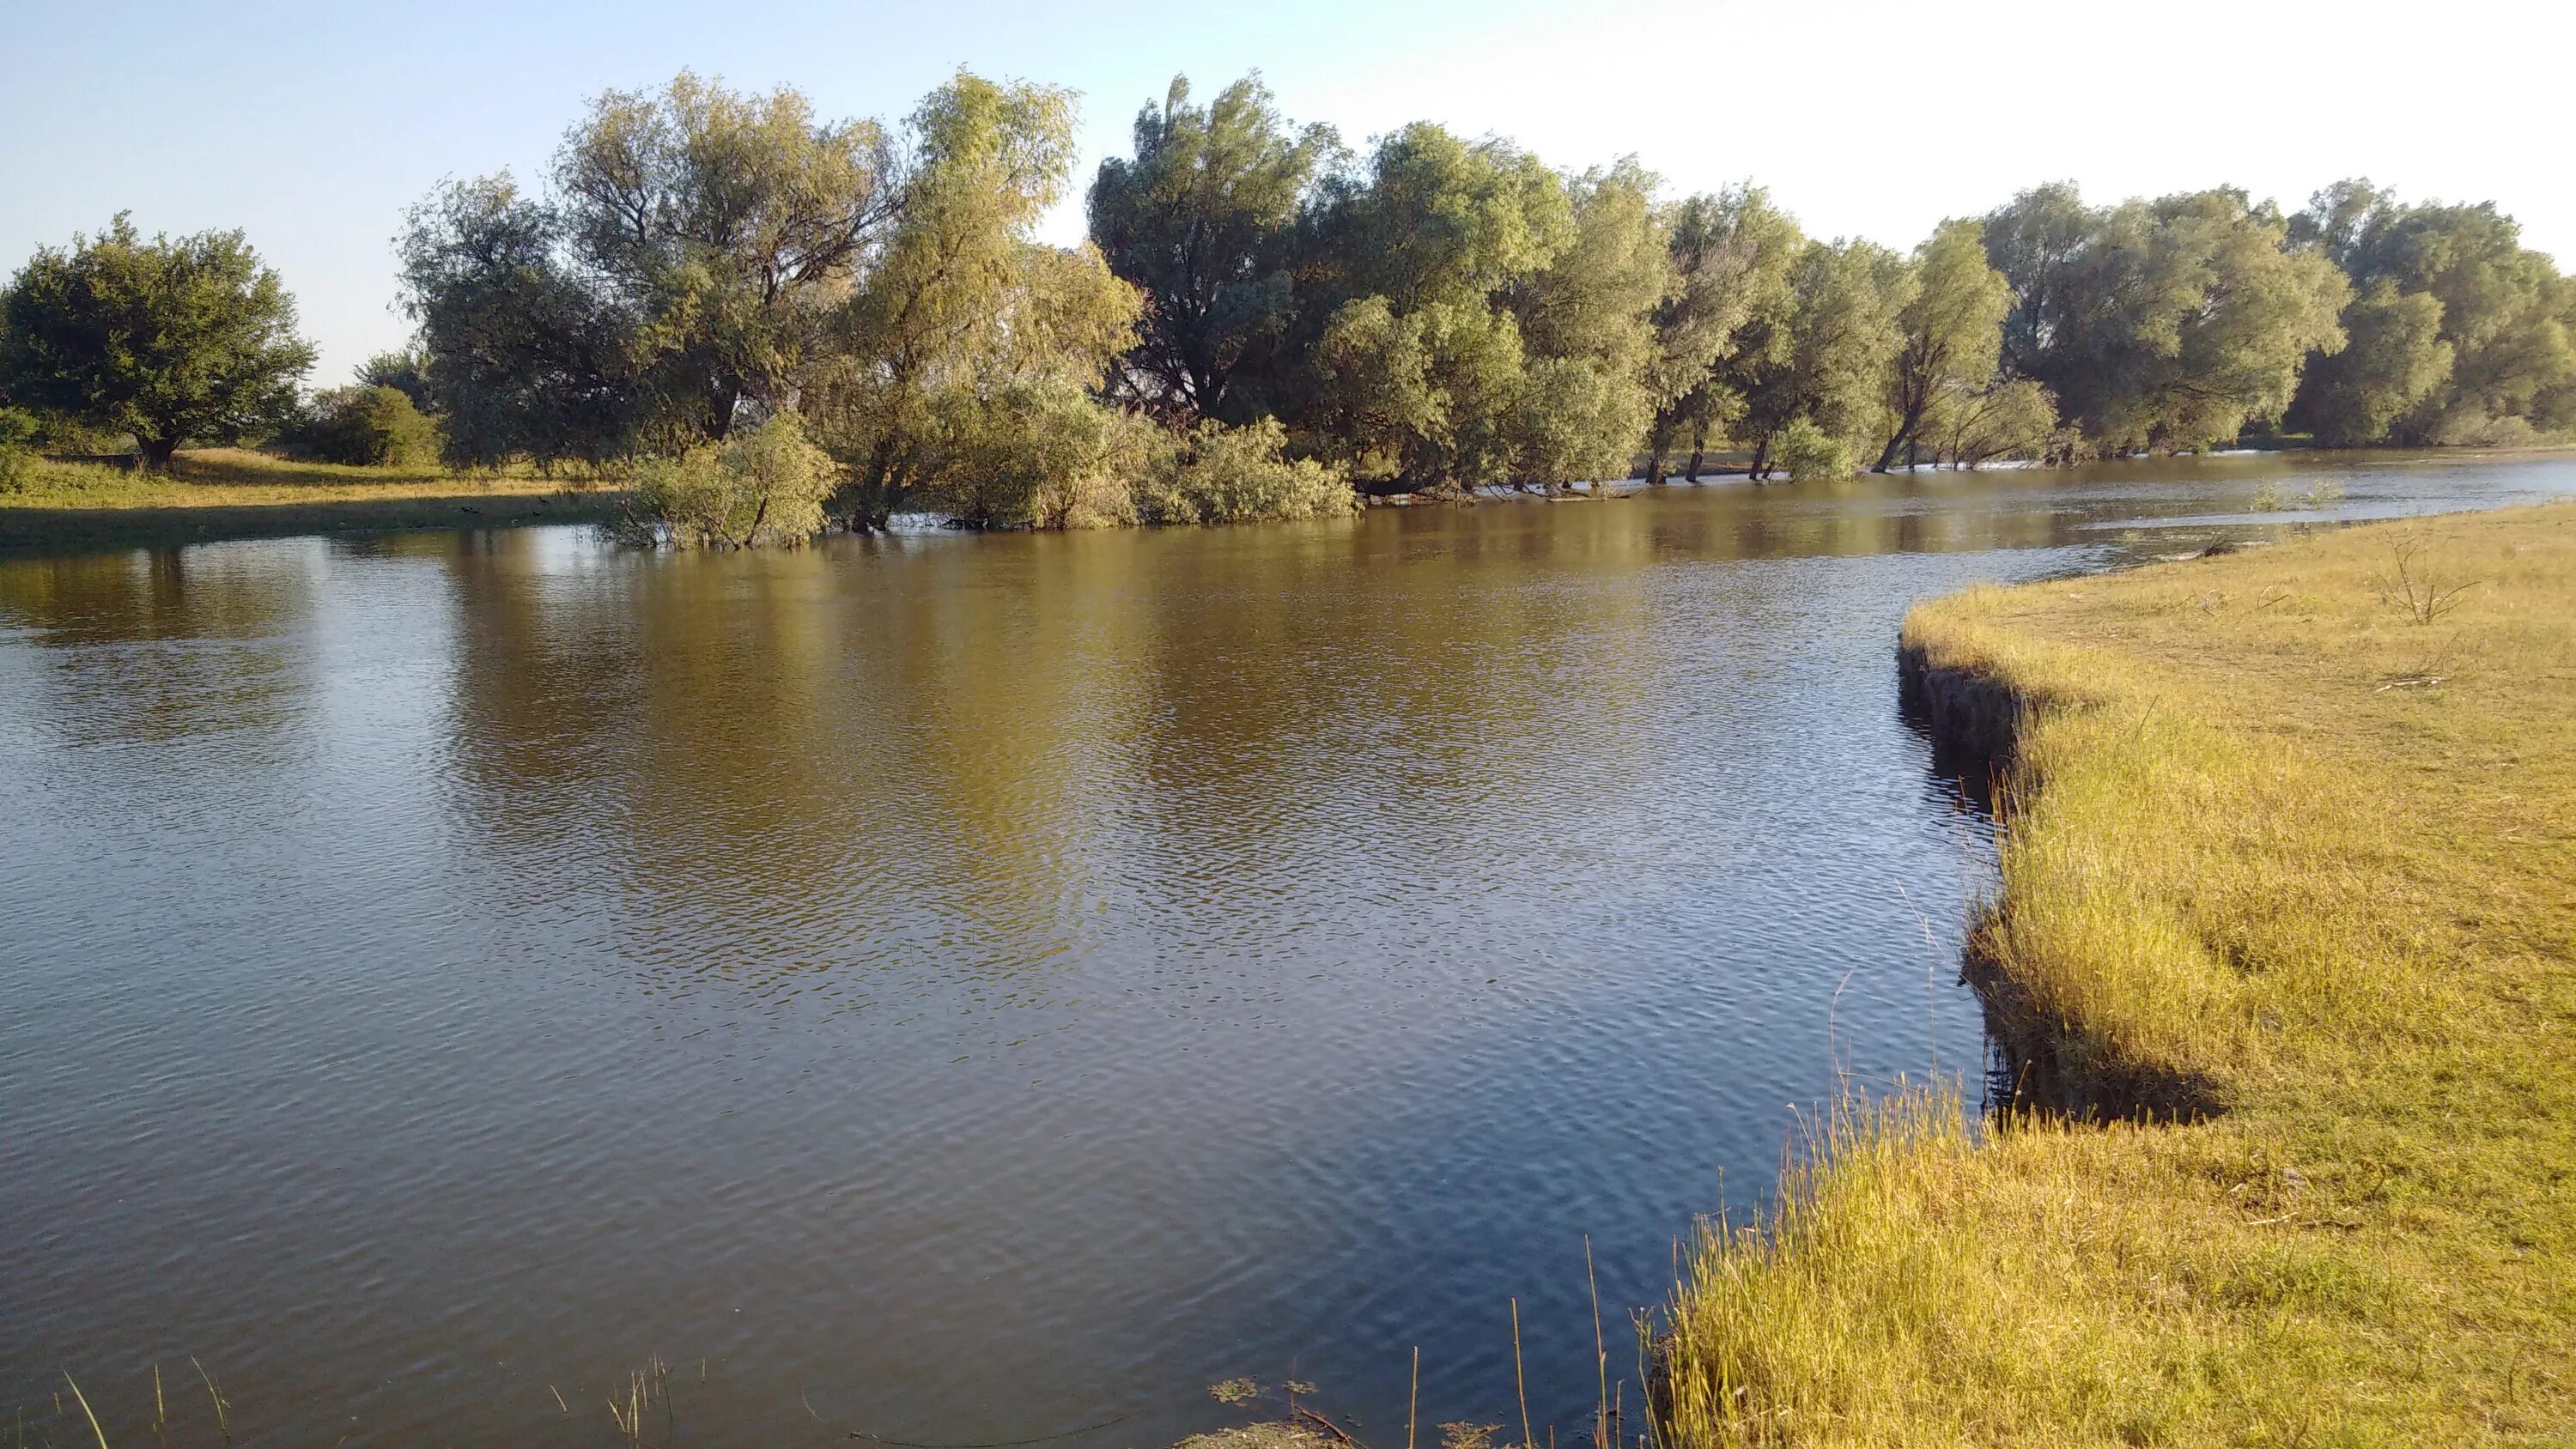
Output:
7,0,2569,383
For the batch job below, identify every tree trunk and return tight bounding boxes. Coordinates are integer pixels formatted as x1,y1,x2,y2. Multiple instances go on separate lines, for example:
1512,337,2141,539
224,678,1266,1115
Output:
1749,435,1772,482
1874,405,1924,474
1645,442,1668,486
138,436,179,471
1685,421,1707,481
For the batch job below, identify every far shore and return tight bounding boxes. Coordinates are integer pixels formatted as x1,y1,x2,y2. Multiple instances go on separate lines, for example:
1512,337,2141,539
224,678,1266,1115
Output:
9,441,2575,559
0,447,625,554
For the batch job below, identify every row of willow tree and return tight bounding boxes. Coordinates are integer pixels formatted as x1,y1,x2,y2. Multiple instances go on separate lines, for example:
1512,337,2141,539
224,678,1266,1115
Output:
336,70,2576,532
1085,77,2574,484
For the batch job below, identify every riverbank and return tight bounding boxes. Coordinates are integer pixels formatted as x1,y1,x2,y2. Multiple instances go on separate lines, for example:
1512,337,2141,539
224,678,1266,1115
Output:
1660,504,2576,1442
0,449,624,553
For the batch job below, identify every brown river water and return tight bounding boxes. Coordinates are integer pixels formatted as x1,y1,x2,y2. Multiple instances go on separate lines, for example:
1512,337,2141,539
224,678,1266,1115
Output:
4,453,2572,1446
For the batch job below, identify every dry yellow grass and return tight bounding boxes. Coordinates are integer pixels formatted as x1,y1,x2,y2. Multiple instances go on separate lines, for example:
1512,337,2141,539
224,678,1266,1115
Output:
1,448,623,551
1661,504,2576,1446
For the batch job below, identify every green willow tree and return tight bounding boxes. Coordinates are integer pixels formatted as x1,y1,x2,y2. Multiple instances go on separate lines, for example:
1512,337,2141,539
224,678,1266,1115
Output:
1643,185,1802,483
1279,123,1675,494
1504,159,1672,491
1086,74,1340,424
400,73,893,466
0,215,313,469
400,70,1140,537
2287,179,2575,445
1740,239,1911,479
1981,181,2093,386
1297,123,1572,493
356,67,2576,537
1984,185,2348,452
1928,377,2059,468
811,73,1140,530
1877,218,2009,471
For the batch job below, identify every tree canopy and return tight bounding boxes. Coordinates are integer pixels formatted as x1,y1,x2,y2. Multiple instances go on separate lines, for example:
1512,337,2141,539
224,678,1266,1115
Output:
1880,219,2010,470
22,66,2570,535
400,69,1142,533
1983,185,2350,452
1643,185,1802,482
2287,180,2576,445
0,215,313,469
1087,74,1340,425
1737,239,1911,478
400,72,895,466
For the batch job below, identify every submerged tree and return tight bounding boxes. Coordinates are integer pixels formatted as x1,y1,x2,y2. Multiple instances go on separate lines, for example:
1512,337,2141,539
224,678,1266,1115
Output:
1929,377,2060,468
1294,123,1572,492
400,69,1141,533
813,72,1140,530
400,72,896,465
1739,239,1911,478
620,412,840,548
1643,185,1801,483
2287,179,2574,445
1087,74,1340,424
1504,159,1672,490
1275,127,1675,494
0,215,313,469
1878,218,2009,470
1984,185,2347,452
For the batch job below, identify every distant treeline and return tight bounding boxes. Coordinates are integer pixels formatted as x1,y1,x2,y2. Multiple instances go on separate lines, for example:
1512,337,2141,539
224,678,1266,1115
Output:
5,70,2571,538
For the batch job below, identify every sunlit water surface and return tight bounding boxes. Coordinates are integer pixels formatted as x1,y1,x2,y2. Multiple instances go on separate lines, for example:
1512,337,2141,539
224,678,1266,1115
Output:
5,453,2572,1446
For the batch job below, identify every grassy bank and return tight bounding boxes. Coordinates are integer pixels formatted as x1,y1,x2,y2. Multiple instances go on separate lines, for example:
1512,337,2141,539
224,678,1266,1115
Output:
1661,504,2576,1444
0,448,624,553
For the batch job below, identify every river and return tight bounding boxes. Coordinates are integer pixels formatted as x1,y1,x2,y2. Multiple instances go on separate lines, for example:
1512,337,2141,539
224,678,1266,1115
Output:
4,452,2571,1446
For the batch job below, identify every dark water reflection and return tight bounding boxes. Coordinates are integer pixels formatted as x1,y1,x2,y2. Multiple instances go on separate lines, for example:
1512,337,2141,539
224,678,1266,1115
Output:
3,453,2571,1446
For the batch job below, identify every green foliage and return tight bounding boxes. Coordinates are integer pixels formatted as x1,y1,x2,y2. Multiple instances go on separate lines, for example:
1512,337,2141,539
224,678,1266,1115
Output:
1502,161,1670,488
1879,218,2010,470
1741,239,1911,476
1088,74,1340,422
1984,185,2349,452
0,214,314,469
1770,415,1854,481
1293,124,1566,491
2287,179,2573,445
1981,181,2094,386
353,71,2576,539
398,175,639,467
621,413,838,548
1929,378,2061,468
357,349,435,413
0,406,126,454
0,406,33,491
281,384,440,466
1317,123,1573,313
2287,280,2451,445
817,72,1142,529
920,376,1148,530
1280,128,1669,492
401,69,1139,536
1133,415,1354,524
1645,185,1801,481
1318,292,1532,490
1306,293,1447,485
401,71,893,466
